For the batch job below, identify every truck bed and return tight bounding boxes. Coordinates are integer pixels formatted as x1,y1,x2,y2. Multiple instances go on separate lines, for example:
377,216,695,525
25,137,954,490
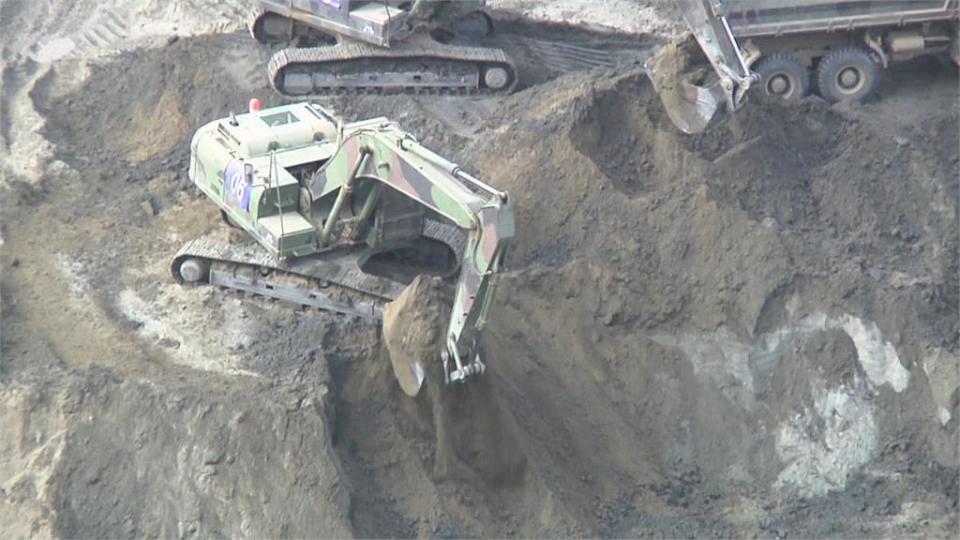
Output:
720,0,958,37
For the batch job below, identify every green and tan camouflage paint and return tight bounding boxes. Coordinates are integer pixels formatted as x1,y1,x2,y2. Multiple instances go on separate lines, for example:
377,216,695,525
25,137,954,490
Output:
189,102,514,366
306,122,514,359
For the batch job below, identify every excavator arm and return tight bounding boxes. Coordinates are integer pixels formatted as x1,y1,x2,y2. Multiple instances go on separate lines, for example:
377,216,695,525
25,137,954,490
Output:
647,0,757,133
307,122,514,390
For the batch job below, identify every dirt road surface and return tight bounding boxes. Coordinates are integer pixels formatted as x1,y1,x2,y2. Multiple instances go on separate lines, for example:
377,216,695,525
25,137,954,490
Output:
1,0,956,537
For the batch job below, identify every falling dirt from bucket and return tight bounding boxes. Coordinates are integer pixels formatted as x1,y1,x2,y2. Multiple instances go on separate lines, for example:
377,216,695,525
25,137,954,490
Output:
381,275,452,397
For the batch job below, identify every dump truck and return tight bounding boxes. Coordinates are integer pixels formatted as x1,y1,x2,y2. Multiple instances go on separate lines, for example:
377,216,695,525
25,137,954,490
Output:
649,0,960,133
172,101,514,396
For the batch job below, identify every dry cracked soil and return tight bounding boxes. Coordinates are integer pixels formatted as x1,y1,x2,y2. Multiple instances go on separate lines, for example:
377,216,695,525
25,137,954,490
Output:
0,0,957,538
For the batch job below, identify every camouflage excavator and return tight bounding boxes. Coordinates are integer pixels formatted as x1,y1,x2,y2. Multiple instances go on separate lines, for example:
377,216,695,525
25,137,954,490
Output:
172,101,514,396
248,0,517,96
648,0,960,133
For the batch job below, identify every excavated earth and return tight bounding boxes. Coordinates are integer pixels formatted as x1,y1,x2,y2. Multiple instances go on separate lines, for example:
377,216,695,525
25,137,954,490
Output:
1,1,958,538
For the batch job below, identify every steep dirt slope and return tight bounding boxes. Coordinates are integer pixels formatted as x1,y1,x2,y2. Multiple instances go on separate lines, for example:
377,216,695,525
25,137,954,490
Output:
460,61,958,537
0,363,351,538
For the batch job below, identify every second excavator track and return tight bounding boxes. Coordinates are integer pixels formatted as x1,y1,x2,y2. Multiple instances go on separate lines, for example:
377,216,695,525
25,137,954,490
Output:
267,40,518,97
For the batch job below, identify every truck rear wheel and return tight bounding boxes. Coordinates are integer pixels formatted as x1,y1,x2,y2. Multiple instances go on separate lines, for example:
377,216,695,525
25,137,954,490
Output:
816,47,882,103
755,53,809,101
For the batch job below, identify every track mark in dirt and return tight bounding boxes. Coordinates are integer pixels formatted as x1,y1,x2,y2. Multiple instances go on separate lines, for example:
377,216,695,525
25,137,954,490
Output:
191,0,249,27
31,8,131,62
76,8,130,54
524,38,615,72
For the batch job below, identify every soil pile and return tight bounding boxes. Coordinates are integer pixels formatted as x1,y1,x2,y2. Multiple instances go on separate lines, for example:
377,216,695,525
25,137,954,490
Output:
314,60,958,538
1,12,957,538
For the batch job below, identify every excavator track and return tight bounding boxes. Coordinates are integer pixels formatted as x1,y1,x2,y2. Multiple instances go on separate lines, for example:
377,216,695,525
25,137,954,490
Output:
267,40,518,97
248,6,267,41
170,219,467,320
171,236,403,320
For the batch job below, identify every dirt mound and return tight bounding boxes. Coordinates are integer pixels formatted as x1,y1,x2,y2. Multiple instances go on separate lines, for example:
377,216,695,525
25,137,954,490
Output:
319,61,957,537
457,62,958,536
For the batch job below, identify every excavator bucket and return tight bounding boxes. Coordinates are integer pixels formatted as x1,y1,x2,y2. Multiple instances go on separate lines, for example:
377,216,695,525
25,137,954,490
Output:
645,0,756,134
645,35,726,134
382,275,451,397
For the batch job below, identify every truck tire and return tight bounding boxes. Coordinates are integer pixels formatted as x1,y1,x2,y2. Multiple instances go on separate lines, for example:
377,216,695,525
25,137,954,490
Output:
755,53,809,101
816,47,882,103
